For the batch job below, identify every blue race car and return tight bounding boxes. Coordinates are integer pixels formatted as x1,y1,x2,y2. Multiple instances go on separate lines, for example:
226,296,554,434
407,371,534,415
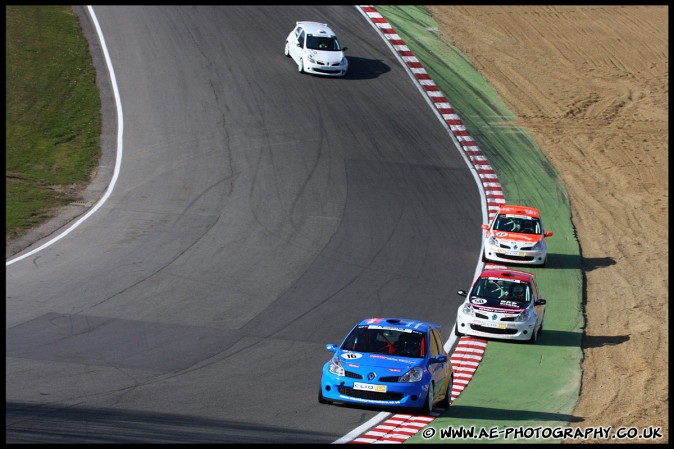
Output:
319,317,453,414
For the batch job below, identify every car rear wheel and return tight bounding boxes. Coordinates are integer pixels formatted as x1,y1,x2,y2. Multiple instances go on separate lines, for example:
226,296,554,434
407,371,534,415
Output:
318,387,332,404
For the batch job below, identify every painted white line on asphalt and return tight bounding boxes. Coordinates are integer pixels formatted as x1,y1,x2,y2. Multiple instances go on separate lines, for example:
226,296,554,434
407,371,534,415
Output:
7,5,123,267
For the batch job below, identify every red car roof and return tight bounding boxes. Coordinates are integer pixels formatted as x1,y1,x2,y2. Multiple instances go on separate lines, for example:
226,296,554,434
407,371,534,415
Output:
479,268,536,283
498,204,541,219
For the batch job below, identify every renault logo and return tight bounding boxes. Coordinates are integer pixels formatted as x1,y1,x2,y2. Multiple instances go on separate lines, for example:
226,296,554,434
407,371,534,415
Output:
492,314,498,321
368,372,376,381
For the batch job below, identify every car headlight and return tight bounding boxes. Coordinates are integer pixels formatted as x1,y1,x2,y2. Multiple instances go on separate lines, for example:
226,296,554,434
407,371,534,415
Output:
328,357,344,376
462,302,475,317
514,309,531,322
532,240,544,250
399,366,423,383
307,54,315,63
488,235,498,246
341,57,347,65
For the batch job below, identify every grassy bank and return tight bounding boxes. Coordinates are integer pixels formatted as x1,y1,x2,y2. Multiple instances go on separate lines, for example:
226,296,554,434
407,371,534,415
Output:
5,5,101,242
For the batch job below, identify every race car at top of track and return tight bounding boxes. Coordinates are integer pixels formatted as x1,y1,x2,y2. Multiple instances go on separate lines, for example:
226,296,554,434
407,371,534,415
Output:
284,21,348,77
319,317,453,415
455,266,547,343
481,204,553,267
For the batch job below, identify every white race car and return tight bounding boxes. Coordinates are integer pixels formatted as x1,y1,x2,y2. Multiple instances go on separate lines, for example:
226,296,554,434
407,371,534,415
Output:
285,21,348,77
481,204,553,267
455,266,547,343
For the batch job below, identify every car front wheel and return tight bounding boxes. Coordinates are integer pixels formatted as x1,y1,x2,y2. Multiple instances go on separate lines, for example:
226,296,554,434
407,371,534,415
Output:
439,375,453,409
419,382,434,415
298,58,304,73
284,41,290,57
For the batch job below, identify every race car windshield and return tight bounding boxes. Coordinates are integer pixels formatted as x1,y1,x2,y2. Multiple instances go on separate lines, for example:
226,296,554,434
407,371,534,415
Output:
306,35,341,51
472,279,530,302
342,326,425,358
494,215,541,234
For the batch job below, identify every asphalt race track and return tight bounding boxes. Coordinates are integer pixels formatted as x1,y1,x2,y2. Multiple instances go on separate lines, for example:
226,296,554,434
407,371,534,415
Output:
6,6,482,443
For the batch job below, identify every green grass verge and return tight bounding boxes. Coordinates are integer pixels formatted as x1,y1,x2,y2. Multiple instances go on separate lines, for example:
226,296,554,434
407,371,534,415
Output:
375,6,584,444
5,5,101,241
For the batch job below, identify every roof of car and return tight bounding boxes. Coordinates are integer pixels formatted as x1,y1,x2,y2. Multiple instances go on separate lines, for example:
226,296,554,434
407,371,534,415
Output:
296,21,336,37
358,317,439,332
497,204,541,219
479,268,536,283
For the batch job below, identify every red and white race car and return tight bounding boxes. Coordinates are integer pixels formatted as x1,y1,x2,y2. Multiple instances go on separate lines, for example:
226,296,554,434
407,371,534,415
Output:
481,204,553,267
455,265,547,343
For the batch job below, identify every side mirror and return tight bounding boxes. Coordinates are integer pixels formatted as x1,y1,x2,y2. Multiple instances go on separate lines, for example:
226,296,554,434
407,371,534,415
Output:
458,290,467,297
431,354,448,364
342,46,348,51
481,224,490,231
535,299,547,305
326,344,338,353
544,231,554,237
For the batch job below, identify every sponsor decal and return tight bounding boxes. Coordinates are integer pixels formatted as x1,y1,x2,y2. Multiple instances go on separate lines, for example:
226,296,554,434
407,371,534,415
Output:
388,368,402,373
474,305,524,313
341,352,363,360
346,363,360,368
495,231,507,237
365,318,383,324
354,382,387,393
471,298,487,305
505,214,531,219
500,300,522,307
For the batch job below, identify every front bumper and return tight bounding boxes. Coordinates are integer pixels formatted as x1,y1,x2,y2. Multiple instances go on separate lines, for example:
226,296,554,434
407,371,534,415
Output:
303,61,348,77
320,366,428,408
483,242,547,265
455,310,537,341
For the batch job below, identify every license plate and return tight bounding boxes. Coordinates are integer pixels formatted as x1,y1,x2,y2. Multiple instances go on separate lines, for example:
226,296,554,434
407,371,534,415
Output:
353,382,387,393
505,250,525,256
478,321,507,329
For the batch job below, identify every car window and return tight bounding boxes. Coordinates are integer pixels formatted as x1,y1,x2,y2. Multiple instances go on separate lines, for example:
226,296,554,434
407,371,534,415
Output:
429,329,440,358
473,278,530,302
509,283,530,302
342,326,424,357
530,279,539,300
431,329,445,357
520,218,541,234
306,35,341,51
297,29,305,46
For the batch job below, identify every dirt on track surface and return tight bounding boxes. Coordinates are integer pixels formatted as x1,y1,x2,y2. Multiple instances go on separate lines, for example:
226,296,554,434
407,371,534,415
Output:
427,5,668,443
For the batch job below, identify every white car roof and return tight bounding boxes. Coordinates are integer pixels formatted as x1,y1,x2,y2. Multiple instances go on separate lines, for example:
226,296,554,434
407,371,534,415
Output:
296,21,336,37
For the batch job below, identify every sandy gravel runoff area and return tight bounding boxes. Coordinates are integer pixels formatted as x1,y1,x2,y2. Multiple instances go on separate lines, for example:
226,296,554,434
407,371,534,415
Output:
427,5,668,443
